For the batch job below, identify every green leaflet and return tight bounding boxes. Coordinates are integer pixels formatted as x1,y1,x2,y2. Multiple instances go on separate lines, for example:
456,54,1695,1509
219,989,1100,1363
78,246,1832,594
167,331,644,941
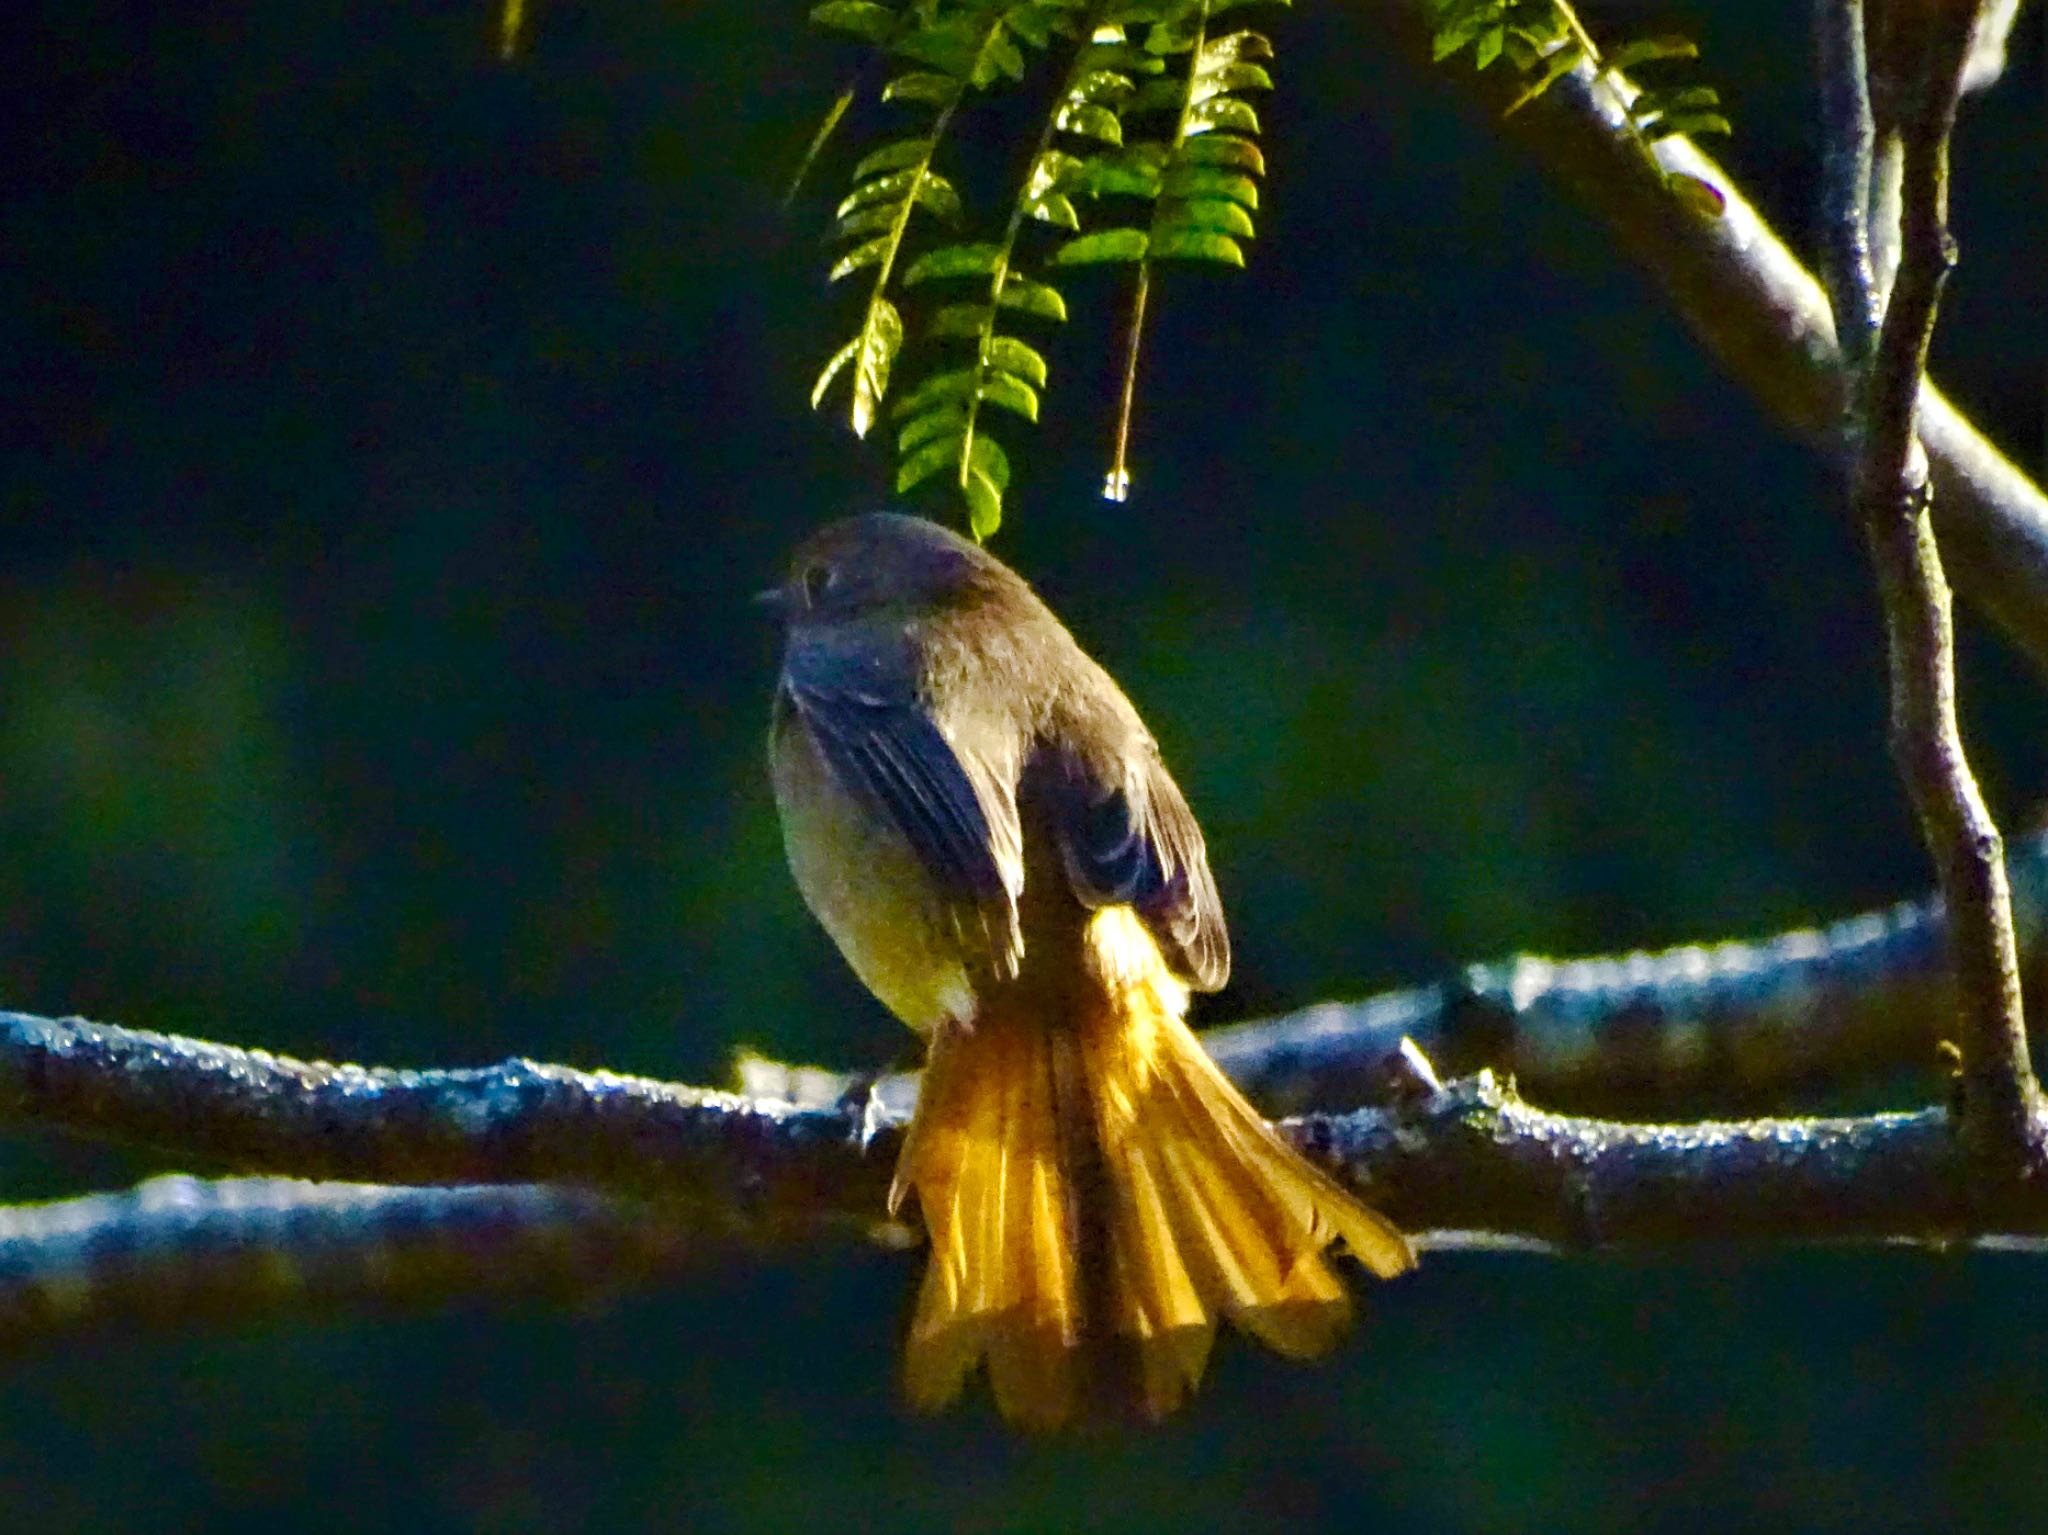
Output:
1177,133,1263,173
895,16,992,77
811,295,903,437
1027,190,1081,228
892,366,980,421
812,337,859,408
997,275,1068,321
1429,0,1511,62
1003,0,1080,51
1191,60,1272,99
836,167,929,219
1082,40,1168,75
852,138,934,181
1079,147,1166,198
987,336,1048,388
1502,43,1585,115
1606,33,1696,70
1068,67,1138,104
1159,195,1254,237
928,302,995,338
1145,10,1204,53
828,236,893,281
974,26,1028,85
785,86,855,204
1030,147,1087,191
833,167,961,228
897,434,963,493
964,453,1003,539
1160,165,1257,206
810,0,897,43
1185,96,1259,135
1632,85,1730,140
898,404,970,455
1127,77,1187,115
904,243,1006,283
1149,228,1244,265
979,370,1040,422
913,176,964,222
1054,227,1150,264
835,203,906,241
883,71,959,104
1196,30,1272,64
1057,102,1124,144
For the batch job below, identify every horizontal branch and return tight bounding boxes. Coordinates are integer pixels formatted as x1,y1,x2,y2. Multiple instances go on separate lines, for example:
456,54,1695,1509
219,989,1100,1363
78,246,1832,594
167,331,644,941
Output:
0,1063,2038,1346
0,1177,704,1344
3,1004,2019,1250
0,1011,895,1228
6,833,2048,1343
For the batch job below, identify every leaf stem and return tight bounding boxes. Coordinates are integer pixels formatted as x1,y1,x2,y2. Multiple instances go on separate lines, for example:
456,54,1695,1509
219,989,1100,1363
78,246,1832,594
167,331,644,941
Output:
1108,0,1213,503
1105,260,1148,502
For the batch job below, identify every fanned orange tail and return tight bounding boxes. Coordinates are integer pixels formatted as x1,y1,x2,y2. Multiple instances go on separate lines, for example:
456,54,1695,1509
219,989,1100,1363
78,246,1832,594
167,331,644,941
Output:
890,908,1414,1430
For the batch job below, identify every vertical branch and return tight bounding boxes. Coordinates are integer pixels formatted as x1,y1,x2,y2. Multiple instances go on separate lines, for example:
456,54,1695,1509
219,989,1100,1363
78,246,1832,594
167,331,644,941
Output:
1813,0,1880,366
1813,0,2040,1170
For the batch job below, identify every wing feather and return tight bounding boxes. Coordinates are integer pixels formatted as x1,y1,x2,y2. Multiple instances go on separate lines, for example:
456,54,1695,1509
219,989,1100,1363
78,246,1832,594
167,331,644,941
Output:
781,645,1023,975
1050,745,1229,992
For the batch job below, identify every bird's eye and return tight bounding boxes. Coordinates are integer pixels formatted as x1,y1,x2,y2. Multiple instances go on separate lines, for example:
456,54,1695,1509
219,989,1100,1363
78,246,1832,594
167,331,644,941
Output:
802,563,839,607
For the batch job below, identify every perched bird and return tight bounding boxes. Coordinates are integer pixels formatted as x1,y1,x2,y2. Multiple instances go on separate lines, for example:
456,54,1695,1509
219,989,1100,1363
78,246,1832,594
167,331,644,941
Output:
764,512,1413,1428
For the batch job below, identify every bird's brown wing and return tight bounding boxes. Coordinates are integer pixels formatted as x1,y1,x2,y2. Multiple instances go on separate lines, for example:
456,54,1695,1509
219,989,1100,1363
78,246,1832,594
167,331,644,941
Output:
1047,740,1230,992
779,650,1023,978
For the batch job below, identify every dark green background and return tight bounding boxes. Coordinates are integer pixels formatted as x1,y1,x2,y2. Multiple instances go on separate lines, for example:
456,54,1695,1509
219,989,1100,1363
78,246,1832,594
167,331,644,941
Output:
2,0,2044,1528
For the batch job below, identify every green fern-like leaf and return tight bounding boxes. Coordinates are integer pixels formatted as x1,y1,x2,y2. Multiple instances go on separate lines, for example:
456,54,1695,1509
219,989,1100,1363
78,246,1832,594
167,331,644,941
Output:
1630,84,1730,140
1149,26,1272,265
811,80,966,437
1426,0,1731,215
876,3,1152,538
810,296,903,437
798,0,1297,532
811,0,1083,441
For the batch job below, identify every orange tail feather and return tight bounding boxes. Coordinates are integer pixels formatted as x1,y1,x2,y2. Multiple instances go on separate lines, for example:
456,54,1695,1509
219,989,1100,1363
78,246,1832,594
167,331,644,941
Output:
891,909,1414,1429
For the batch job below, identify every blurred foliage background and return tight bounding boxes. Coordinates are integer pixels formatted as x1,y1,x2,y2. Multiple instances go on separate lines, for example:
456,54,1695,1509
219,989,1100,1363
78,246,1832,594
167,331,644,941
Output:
1,0,2043,1528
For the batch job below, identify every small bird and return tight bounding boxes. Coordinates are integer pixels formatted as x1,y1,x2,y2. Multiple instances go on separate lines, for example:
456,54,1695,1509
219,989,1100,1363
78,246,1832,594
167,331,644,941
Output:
763,512,1413,1429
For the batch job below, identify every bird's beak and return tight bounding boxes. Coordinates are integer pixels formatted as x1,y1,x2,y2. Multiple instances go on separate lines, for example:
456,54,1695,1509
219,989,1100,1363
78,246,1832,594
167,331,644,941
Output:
753,585,791,616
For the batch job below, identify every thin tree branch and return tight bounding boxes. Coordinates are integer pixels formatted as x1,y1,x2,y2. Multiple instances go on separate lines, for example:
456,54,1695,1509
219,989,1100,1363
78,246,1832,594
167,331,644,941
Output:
1815,0,1882,365
0,1011,894,1224
0,1005,2008,1253
0,1177,704,1344
1824,0,2042,1169
1369,0,2048,673
6,1061,2048,1348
